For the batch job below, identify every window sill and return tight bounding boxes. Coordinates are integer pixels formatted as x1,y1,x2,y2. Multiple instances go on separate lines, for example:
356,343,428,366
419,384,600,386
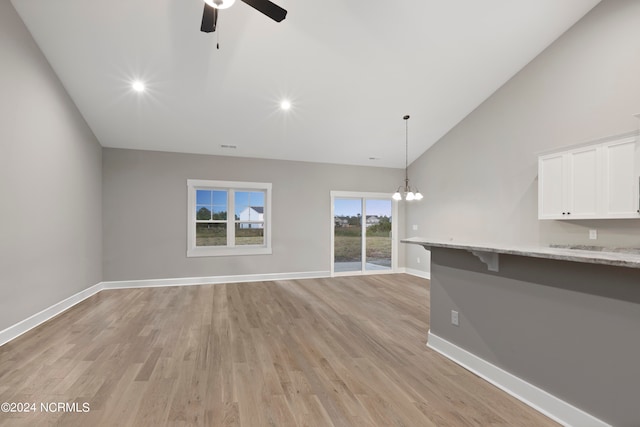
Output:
187,246,272,257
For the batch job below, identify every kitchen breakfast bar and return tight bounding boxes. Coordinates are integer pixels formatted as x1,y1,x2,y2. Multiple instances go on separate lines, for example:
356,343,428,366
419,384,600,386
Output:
403,237,640,427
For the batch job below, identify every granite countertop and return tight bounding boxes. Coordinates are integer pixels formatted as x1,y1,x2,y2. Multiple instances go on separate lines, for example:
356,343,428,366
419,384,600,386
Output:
401,237,640,269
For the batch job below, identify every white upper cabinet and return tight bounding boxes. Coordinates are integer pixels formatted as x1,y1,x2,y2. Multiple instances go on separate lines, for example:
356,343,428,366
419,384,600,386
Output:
602,137,638,217
539,153,566,219
538,135,640,220
567,146,600,218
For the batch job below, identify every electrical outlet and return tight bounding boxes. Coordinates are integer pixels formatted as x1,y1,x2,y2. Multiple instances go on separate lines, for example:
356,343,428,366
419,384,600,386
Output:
412,224,418,231
451,310,459,326
589,229,597,240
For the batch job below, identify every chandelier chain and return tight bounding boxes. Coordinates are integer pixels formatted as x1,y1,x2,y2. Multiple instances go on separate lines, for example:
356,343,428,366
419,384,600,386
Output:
405,117,409,182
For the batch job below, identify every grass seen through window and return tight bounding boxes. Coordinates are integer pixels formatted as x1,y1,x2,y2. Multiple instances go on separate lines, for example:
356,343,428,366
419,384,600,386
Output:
334,220,391,263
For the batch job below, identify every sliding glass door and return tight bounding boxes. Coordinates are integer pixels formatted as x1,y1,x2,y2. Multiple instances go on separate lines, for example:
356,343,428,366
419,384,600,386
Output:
331,192,397,275
333,197,363,273
365,199,393,271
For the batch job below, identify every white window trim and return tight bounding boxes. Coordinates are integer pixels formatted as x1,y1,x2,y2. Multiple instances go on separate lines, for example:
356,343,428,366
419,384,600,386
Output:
187,179,272,257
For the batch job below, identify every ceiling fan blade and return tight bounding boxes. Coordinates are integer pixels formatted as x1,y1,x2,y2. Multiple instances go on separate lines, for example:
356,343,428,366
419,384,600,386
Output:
241,0,287,22
200,4,218,33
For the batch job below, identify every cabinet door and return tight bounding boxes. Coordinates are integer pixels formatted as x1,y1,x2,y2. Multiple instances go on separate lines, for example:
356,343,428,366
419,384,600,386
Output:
566,146,599,218
602,138,639,217
538,153,566,219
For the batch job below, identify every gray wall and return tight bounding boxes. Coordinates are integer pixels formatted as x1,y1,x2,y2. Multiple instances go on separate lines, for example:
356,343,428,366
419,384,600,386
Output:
0,0,102,331
103,148,405,281
406,0,640,275
430,248,640,426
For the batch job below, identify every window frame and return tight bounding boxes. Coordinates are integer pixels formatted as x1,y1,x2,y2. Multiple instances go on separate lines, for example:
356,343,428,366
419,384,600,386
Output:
187,179,272,257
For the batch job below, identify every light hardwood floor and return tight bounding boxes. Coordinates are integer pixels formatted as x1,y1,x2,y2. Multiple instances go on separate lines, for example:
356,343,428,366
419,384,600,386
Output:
0,274,558,426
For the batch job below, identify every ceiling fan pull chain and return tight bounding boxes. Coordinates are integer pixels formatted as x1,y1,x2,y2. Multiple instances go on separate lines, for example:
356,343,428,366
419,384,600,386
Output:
217,28,220,49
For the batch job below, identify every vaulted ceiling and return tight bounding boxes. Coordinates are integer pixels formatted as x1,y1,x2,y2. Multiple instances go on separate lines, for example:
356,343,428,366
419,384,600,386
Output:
12,0,600,167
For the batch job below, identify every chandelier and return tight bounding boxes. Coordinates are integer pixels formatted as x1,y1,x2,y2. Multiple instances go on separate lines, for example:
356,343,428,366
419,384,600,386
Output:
392,115,423,201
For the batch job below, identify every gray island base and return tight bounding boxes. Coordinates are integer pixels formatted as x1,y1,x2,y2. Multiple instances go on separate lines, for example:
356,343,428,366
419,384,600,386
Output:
403,237,640,427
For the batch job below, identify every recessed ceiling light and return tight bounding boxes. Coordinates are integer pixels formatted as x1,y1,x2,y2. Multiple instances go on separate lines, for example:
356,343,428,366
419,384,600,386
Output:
280,100,291,111
132,80,145,93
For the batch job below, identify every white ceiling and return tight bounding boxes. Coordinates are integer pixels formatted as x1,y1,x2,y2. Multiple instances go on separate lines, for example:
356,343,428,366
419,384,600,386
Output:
12,0,600,168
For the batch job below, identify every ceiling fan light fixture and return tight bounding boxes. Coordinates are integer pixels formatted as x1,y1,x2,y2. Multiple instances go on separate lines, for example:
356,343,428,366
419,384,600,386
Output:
204,0,236,10
200,0,287,34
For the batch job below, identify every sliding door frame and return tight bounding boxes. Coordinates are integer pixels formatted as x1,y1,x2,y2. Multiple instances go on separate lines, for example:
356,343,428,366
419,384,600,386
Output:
330,191,399,277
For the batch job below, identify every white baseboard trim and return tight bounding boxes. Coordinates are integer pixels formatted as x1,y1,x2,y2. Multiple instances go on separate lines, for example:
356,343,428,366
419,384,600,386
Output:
427,331,610,427
103,270,331,289
0,282,105,347
402,267,431,279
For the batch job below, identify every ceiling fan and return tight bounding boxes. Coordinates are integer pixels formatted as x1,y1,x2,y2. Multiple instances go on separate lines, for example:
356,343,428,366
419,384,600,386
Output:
200,0,287,33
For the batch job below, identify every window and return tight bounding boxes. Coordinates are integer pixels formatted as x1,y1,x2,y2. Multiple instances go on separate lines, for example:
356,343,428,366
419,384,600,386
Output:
187,180,272,257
